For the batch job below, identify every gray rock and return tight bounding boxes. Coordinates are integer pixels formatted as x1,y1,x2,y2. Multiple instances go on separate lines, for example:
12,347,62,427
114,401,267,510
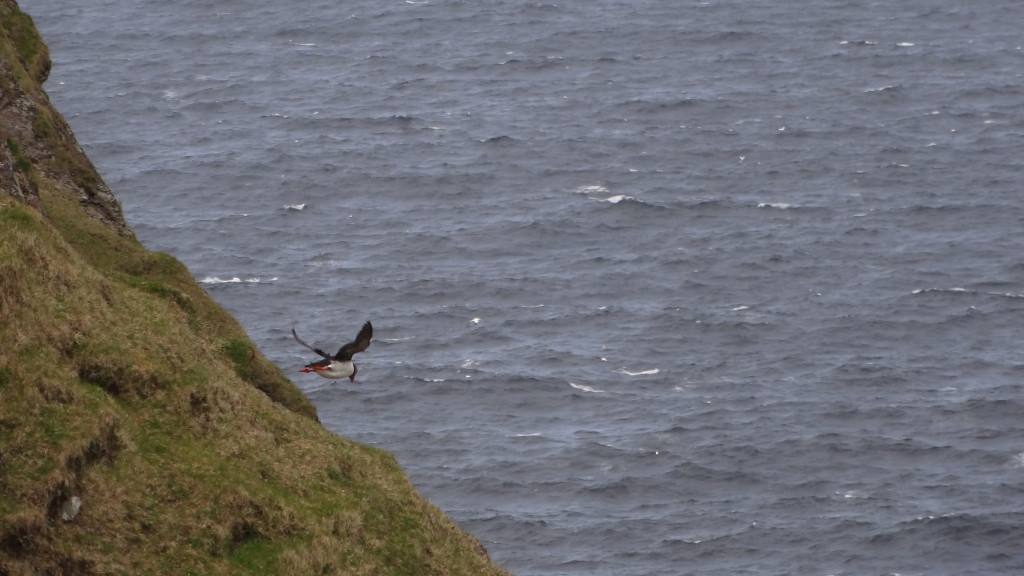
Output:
60,496,82,521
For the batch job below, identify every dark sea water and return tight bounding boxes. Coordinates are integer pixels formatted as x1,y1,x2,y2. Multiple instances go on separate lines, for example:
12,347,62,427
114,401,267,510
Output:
25,1,1024,574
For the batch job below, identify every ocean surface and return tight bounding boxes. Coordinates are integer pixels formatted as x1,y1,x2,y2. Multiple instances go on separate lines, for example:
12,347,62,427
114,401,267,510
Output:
25,1,1024,574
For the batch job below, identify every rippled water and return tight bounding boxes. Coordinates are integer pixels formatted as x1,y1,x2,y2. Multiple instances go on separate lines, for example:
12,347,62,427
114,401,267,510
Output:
28,1,1024,573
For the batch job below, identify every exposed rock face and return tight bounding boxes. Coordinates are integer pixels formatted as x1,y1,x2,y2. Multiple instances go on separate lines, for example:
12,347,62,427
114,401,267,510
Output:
0,0,134,237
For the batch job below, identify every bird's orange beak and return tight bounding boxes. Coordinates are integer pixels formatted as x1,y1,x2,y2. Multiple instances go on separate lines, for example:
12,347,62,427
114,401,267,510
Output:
298,368,312,373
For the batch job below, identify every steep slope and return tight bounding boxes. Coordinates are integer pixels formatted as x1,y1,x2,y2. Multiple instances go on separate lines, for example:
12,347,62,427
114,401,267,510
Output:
0,3,511,574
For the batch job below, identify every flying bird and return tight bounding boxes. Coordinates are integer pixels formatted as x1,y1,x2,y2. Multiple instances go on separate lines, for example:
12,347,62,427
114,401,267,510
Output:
292,321,373,381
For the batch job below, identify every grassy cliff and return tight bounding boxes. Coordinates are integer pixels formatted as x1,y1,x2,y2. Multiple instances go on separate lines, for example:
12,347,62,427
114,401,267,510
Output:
0,3,511,574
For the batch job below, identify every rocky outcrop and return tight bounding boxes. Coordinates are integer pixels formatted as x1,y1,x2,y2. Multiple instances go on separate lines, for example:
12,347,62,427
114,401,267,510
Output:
0,1,132,236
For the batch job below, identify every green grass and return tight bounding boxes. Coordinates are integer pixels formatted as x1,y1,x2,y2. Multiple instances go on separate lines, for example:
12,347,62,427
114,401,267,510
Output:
229,539,290,572
0,5,49,83
5,138,39,191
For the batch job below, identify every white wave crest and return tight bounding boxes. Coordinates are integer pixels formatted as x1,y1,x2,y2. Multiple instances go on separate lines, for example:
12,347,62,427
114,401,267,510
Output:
574,184,609,194
616,368,660,376
601,194,635,204
911,287,966,294
199,276,277,284
570,382,603,393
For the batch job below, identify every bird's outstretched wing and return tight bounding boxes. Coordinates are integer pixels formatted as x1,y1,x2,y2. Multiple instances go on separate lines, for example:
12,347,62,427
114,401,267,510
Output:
292,327,332,360
335,321,373,361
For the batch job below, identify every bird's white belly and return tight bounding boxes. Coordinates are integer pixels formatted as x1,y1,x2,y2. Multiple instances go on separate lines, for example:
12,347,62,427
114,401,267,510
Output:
316,360,354,379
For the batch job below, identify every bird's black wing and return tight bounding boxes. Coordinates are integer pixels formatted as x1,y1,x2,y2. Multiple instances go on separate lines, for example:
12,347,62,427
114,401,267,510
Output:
292,327,332,360
335,321,373,361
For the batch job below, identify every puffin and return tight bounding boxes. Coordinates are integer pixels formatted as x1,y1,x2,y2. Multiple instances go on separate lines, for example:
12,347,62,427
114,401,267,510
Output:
292,321,373,381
